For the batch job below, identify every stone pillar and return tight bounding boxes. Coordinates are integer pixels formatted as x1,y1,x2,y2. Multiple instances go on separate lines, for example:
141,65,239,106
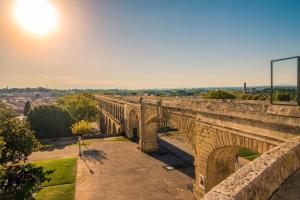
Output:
139,97,158,152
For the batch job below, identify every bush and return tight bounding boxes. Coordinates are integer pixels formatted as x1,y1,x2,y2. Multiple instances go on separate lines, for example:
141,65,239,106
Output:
201,90,236,99
27,105,74,139
0,164,52,200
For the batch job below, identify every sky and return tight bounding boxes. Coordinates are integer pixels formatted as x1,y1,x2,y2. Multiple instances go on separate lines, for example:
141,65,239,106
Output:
0,0,299,89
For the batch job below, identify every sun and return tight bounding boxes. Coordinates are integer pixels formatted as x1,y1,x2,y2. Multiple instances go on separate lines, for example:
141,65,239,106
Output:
14,0,58,36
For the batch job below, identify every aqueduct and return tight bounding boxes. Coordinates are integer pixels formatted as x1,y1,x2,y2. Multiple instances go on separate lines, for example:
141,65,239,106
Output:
96,95,300,199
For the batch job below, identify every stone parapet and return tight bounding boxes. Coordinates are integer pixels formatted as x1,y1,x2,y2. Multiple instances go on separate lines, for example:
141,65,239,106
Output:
202,136,300,200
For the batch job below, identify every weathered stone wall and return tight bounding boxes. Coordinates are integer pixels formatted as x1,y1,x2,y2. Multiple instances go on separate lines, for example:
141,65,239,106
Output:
96,95,300,199
202,136,300,200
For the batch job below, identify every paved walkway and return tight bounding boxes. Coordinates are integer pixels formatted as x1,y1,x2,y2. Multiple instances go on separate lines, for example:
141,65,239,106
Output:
29,138,194,200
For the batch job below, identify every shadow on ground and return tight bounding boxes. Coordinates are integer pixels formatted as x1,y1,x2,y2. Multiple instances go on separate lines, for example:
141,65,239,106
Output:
80,145,108,174
145,138,195,179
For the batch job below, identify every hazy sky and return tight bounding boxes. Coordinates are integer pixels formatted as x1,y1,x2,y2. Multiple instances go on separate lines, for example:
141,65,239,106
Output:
0,0,299,89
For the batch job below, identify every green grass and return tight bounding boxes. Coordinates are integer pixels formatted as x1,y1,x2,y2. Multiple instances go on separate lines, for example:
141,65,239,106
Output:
32,158,77,200
35,184,75,200
238,148,259,161
238,148,257,157
33,158,77,187
244,154,259,161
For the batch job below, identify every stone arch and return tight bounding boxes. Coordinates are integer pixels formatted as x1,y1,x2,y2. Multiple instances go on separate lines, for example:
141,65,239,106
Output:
108,118,112,134
128,110,140,140
142,115,158,152
195,123,274,195
112,123,117,133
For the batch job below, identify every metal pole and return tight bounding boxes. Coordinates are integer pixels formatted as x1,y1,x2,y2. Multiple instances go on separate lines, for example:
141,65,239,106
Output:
271,61,273,104
78,136,81,157
297,57,300,106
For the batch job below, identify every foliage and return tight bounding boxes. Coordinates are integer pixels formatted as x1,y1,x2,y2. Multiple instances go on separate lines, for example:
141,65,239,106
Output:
27,105,74,139
273,92,292,101
0,102,52,199
233,92,270,100
23,101,31,116
0,102,38,164
57,94,99,122
71,120,93,136
0,164,52,200
201,90,236,99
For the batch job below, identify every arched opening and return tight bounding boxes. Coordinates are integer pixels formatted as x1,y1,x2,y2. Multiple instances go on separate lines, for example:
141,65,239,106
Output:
112,123,117,134
108,119,112,134
143,117,158,152
129,110,139,142
206,146,240,191
203,145,260,192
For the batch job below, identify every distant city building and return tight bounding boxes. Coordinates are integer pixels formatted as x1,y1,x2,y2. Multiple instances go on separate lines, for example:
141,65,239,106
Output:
243,82,247,94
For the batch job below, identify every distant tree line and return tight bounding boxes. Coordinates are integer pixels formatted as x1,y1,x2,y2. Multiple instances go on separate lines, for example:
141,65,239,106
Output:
201,90,296,101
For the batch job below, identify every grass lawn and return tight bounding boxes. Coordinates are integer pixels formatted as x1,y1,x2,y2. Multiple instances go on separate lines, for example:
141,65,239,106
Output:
35,184,75,200
238,148,259,161
33,158,77,200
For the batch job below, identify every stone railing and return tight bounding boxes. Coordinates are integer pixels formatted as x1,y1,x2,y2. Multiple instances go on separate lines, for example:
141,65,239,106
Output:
202,136,300,200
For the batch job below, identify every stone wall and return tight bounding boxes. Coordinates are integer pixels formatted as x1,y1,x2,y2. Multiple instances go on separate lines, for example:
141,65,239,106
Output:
202,136,300,200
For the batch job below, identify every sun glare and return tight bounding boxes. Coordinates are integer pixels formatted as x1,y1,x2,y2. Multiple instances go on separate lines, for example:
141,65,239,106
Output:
14,0,58,36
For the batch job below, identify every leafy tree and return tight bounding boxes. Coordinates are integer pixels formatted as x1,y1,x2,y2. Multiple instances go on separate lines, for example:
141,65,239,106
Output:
71,120,93,144
27,105,74,139
273,92,292,101
0,102,50,199
57,94,99,122
0,102,38,163
23,101,31,116
201,90,236,99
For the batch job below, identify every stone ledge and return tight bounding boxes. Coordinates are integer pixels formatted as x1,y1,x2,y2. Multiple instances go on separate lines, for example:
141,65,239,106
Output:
202,136,300,200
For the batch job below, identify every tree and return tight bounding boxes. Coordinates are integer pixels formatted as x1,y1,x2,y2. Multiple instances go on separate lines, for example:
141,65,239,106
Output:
23,101,31,116
71,120,93,144
0,102,38,163
27,105,74,139
0,102,50,199
273,92,292,101
56,94,99,122
201,90,236,99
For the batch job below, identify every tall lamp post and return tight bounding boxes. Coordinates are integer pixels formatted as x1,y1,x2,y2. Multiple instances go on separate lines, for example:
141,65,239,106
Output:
78,136,81,157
